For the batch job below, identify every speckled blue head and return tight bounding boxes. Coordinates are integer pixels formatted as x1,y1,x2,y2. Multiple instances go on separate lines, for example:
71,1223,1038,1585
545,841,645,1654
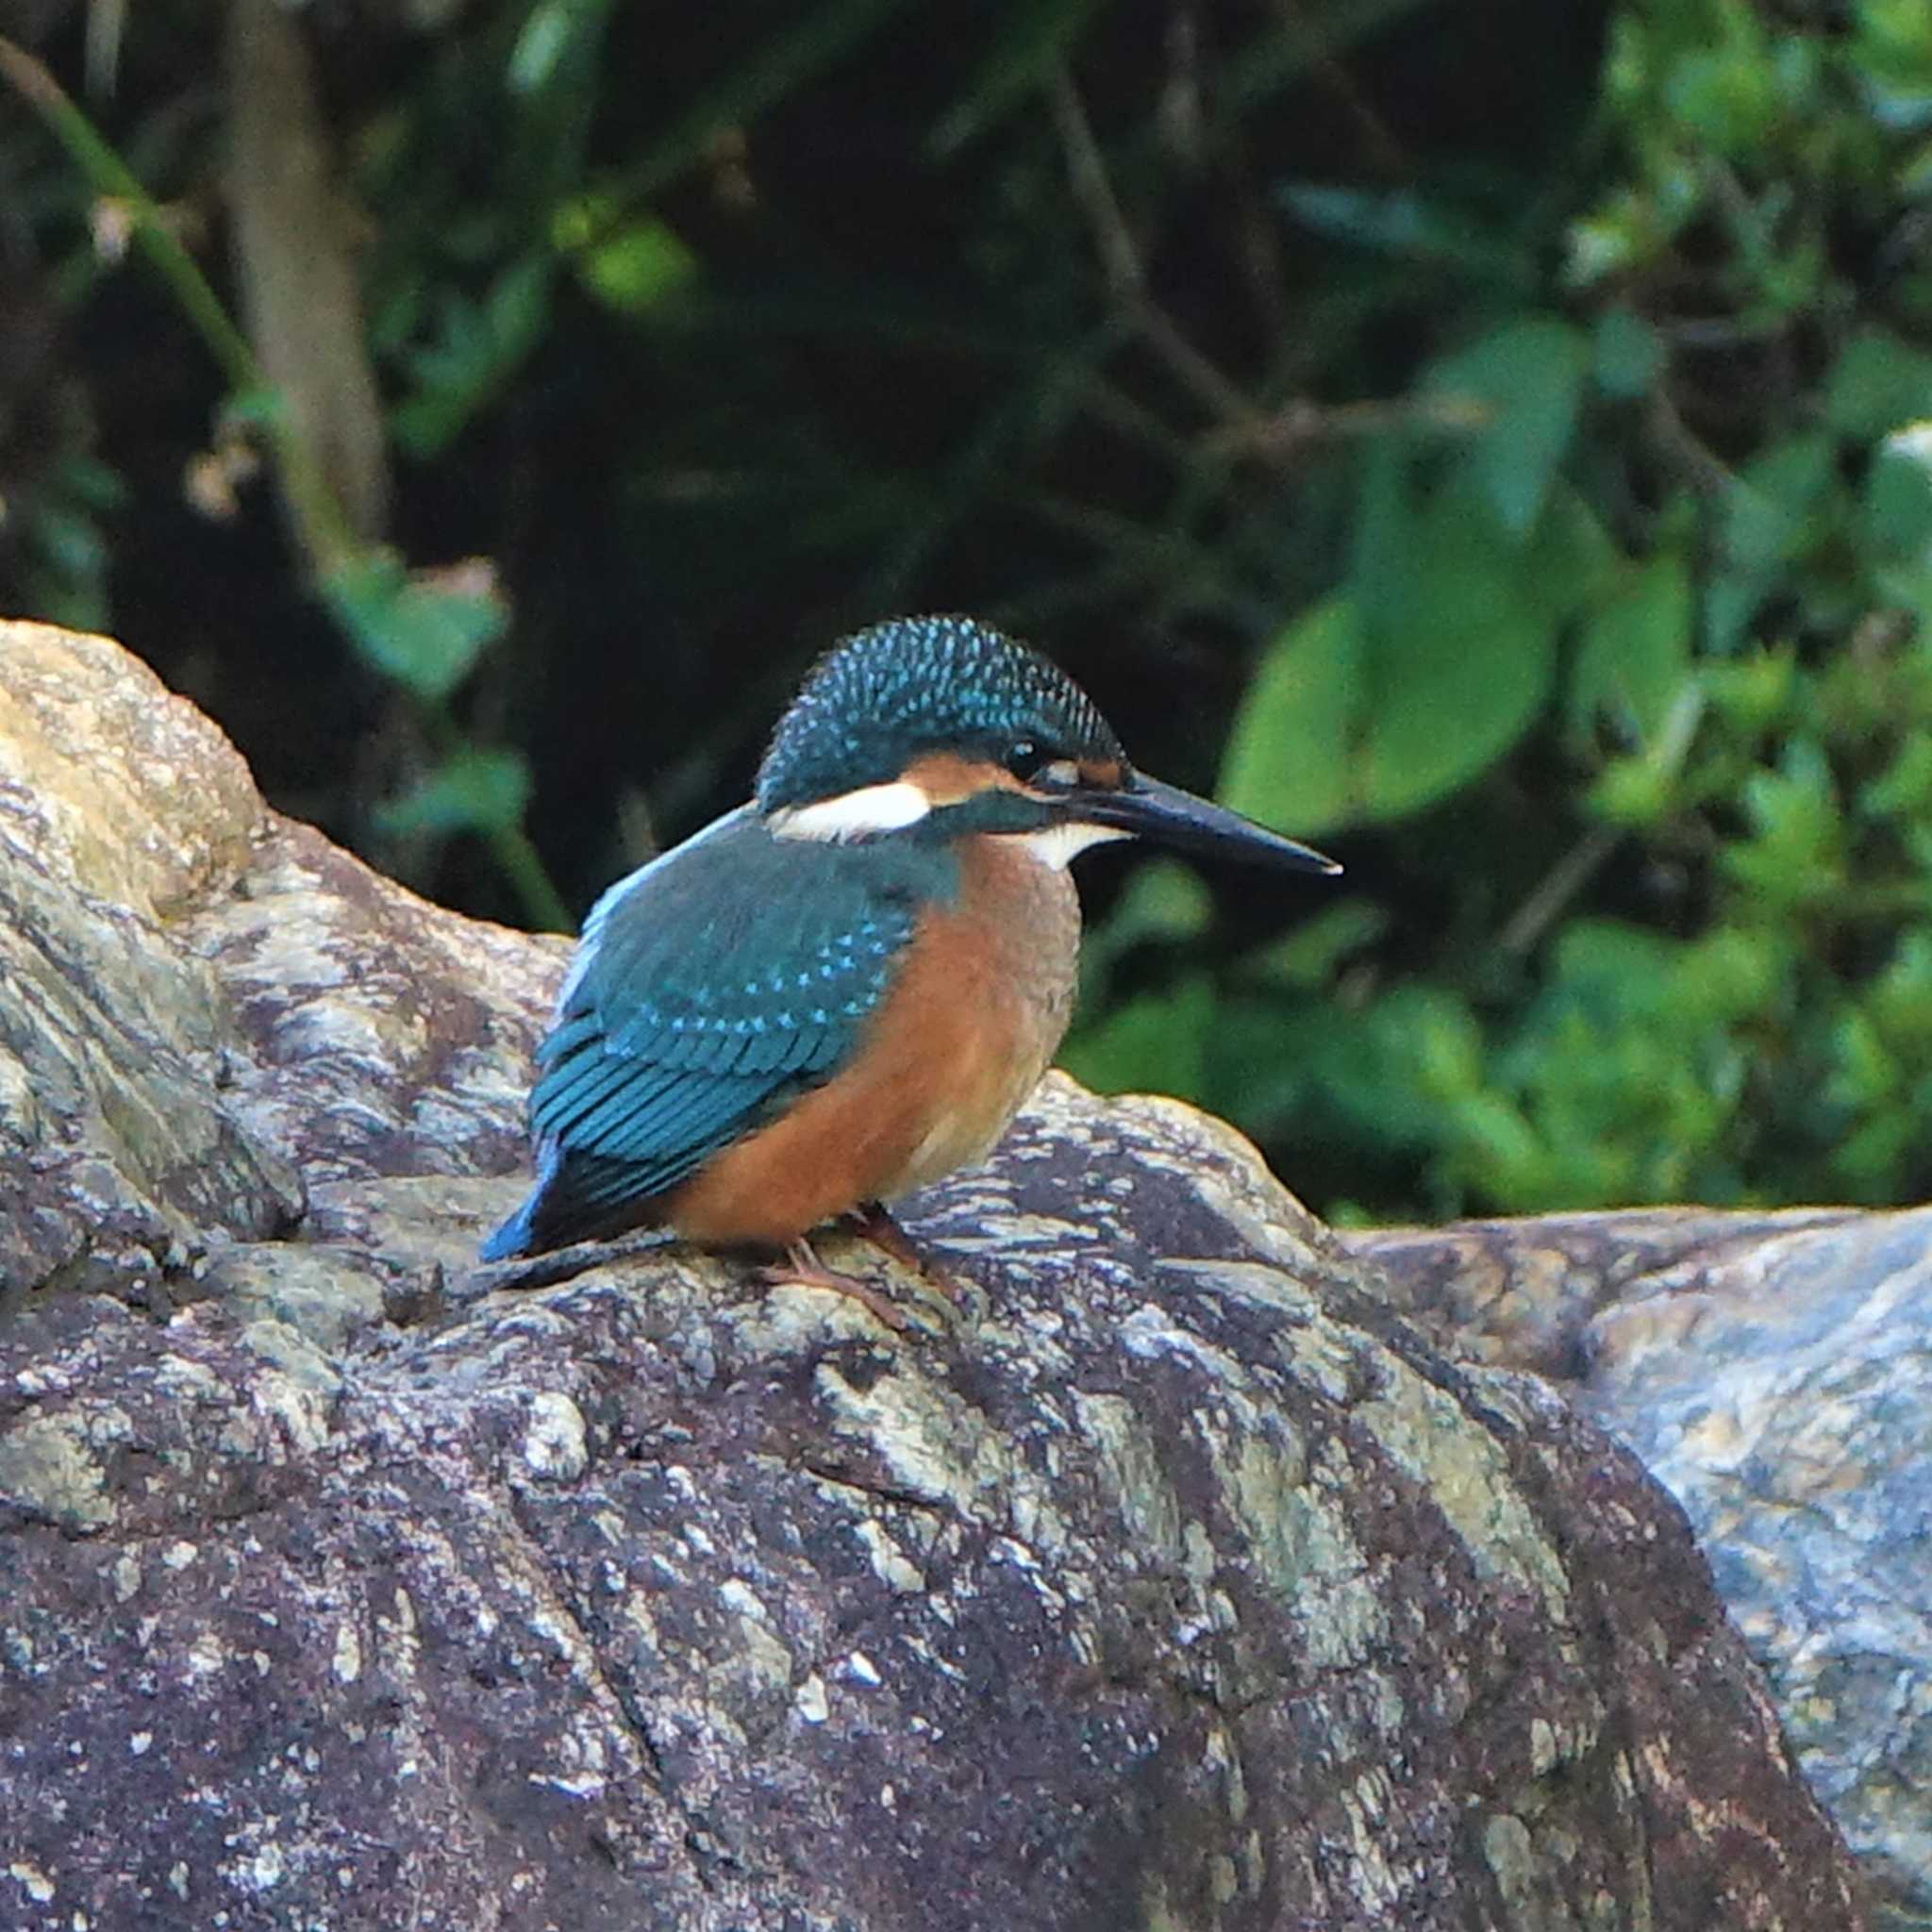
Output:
755,616,1124,811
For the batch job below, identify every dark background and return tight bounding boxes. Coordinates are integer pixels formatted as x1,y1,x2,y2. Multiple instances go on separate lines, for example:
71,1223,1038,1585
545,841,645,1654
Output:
7,0,1932,1222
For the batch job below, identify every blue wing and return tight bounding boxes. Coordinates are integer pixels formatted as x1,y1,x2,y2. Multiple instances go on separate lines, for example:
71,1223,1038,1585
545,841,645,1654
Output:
482,808,949,1258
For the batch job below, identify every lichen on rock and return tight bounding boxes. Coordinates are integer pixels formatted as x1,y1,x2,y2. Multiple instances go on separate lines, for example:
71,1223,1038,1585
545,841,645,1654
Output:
1358,1207,1932,1927
0,623,1874,1931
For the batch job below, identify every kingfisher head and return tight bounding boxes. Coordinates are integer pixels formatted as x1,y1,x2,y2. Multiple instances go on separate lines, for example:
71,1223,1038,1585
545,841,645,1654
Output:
755,615,1340,875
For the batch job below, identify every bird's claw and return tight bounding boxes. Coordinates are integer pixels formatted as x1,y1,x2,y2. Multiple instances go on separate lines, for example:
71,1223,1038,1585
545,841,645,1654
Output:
758,1240,916,1333
844,1202,974,1307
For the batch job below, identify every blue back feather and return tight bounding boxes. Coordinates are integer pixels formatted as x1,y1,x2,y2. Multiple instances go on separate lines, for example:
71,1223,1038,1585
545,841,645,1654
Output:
522,807,955,1214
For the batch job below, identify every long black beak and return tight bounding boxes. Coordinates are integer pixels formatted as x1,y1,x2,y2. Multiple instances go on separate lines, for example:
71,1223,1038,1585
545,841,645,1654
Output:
1076,772,1341,875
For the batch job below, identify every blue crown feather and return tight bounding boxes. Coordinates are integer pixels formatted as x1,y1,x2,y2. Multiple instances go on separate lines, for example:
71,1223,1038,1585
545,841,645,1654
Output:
756,616,1124,812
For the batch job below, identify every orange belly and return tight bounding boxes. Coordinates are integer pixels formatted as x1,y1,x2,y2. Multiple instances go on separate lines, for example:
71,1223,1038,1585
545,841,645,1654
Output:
664,835,1080,1246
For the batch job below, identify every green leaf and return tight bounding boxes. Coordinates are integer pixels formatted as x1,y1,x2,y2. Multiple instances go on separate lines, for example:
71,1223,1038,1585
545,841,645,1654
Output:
30,501,107,578
1224,478,1573,830
1859,733,1932,817
56,454,128,511
323,553,508,702
375,749,534,837
509,0,613,93
1219,593,1360,834
1521,482,1622,624
1085,858,1211,957
1864,930,1932,1050
1356,482,1563,814
1665,48,1778,154
1660,0,1782,153
1719,736,1846,908
1443,1091,1546,1197
1703,647,1797,732
1075,859,1213,1006
1850,0,1932,130
1572,550,1693,741
1425,316,1591,535
1565,187,1668,290
1242,898,1390,991
392,257,555,458
1588,751,1676,828
1591,307,1663,398
1862,425,1932,563
1720,432,1837,572
1704,433,1841,654
1823,329,1932,440
1319,985,1478,1147
1671,924,1785,1028
560,208,698,314
1060,977,1213,1102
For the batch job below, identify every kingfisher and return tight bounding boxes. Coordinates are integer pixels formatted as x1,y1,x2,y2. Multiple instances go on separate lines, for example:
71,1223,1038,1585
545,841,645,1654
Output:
482,615,1338,1326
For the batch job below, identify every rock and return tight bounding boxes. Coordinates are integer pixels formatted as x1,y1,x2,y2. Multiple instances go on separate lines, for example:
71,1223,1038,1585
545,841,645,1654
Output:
0,622,1871,1929
0,618,558,1325
1355,1210,1932,1928
0,625,298,1301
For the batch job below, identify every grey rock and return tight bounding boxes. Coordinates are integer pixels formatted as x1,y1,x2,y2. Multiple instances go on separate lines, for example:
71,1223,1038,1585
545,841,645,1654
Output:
0,622,1871,1929
1356,1208,1932,1928
0,617,558,1321
0,625,303,1300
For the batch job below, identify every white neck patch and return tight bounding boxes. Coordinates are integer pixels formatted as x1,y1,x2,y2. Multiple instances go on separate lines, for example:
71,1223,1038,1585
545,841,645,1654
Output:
1001,822,1133,871
769,779,932,842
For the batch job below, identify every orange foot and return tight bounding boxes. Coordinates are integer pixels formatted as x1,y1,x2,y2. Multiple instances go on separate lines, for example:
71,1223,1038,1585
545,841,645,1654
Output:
758,1238,911,1334
845,1202,974,1307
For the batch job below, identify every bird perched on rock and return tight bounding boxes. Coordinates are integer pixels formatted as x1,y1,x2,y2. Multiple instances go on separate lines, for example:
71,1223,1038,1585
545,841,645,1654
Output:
482,615,1337,1324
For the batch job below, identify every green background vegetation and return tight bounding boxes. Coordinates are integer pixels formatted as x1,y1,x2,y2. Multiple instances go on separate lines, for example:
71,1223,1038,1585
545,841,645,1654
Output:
6,0,1932,1223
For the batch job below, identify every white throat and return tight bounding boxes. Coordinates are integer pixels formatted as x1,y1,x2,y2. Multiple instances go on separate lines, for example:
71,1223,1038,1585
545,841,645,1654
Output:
1000,822,1133,871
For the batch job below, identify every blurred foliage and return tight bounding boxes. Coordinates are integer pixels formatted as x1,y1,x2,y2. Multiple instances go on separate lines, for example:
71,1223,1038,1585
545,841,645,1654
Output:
4,0,1932,1221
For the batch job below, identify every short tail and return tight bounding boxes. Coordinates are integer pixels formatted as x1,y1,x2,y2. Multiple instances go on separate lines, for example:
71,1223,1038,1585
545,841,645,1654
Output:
479,1146,661,1261
478,1191,542,1262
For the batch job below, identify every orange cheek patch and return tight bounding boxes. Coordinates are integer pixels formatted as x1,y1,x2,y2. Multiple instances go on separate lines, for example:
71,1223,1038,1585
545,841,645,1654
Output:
901,750,1022,804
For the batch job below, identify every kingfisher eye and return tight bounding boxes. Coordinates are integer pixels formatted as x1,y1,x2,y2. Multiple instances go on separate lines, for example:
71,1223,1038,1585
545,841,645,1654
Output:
1006,741,1078,791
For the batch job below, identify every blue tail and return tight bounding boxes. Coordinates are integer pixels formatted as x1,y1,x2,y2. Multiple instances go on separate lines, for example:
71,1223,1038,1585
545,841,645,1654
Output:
478,1144,661,1261
478,1192,539,1262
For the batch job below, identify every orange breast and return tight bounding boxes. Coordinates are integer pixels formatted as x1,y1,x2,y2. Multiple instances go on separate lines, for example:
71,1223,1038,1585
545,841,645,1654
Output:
663,836,1080,1246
